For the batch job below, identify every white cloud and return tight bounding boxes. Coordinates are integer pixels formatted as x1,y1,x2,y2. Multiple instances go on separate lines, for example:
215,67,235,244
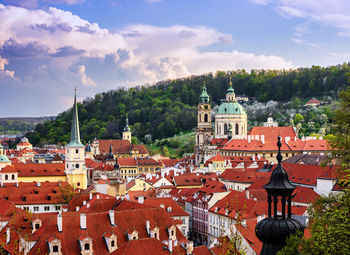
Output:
0,56,14,77
0,4,293,115
251,0,350,37
77,65,95,86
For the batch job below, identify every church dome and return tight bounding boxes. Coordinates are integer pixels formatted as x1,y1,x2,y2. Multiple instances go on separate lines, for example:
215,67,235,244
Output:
216,102,246,115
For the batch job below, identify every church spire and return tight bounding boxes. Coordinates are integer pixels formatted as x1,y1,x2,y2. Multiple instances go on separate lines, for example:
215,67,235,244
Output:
199,82,210,103
124,114,130,132
69,88,82,146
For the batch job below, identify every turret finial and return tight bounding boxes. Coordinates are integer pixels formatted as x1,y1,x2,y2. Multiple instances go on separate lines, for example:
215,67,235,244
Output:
276,136,282,164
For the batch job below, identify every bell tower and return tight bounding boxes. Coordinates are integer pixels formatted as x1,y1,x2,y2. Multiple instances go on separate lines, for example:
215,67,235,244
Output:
195,83,213,165
65,88,87,189
122,114,132,142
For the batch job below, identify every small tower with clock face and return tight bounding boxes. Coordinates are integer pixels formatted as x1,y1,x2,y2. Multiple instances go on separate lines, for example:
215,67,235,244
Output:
195,83,213,165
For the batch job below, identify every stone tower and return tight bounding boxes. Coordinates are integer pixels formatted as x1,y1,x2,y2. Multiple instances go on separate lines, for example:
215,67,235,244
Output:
195,83,213,165
65,89,87,189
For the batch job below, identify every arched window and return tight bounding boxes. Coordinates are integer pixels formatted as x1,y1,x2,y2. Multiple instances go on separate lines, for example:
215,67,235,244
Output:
204,114,208,122
224,124,228,135
53,245,59,252
84,243,90,250
235,124,239,135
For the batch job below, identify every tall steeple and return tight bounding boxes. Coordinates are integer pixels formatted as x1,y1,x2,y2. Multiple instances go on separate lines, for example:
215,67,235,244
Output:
65,88,87,189
124,114,130,132
69,88,82,146
199,82,210,103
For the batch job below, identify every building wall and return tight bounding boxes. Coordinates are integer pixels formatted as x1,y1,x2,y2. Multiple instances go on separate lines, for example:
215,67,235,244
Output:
18,203,64,214
215,114,247,139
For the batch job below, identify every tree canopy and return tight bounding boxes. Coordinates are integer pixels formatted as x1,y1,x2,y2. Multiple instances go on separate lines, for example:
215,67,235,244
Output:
27,64,350,146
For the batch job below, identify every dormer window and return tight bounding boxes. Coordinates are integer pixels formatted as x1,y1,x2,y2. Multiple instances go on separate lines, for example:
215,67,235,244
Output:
48,238,62,255
167,207,172,212
79,236,93,255
127,229,138,241
32,218,42,233
167,225,177,241
150,226,160,240
103,233,118,253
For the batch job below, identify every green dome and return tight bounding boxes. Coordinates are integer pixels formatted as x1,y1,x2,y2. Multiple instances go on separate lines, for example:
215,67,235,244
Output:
216,102,246,115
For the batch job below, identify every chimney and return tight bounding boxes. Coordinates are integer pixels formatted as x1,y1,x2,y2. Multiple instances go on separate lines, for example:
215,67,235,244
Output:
138,196,144,204
80,214,87,230
86,203,90,208
186,241,194,255
57,213,62,232
76,206,79,211
160,204,165,208
37,182,41,187
6,227,10,244
261,135,265,144
168,240,173,253
97,194,100,199
109,210,115,226
58,181,61,187
245,190,250,199
83,201,86,206
248,135,251,143
89,193,93,200
285,136,290,144
146,220,150,234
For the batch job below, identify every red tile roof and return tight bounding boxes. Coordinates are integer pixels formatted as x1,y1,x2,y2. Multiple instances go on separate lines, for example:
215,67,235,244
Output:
144,198,189,217
305,98,320,105
249,126,297,141
0,181,73,205
118,158,137,167
99,139,132,154
8,163,65,177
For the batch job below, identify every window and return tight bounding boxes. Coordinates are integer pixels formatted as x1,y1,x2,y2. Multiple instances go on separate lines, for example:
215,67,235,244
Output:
111,240,115,247
12,174,15,180
235,124,239,135
84,243,90,250
35,223,40,229
77,182,80,186
154,233,158,239
44,206,50,211
76,149,79,154
75,164,79,169
53,245,59,252
224,124,228,135
24,206,29,211
5,175,8,180
204,114,208,122
34,206,39,211
55,206,61,211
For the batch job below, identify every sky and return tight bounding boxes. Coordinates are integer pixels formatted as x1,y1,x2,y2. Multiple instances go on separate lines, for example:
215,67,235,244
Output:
0,0,350,117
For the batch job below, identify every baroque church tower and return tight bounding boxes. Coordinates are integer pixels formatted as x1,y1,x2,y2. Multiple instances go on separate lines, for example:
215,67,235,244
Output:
65,89,87,189
195,84,213,165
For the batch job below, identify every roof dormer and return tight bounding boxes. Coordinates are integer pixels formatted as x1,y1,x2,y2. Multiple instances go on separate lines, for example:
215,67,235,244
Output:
127,229,138,240
32,218,42,233
167,224,177,241
48,237,62,255
79,236,93,255
150,225,160,240
103,233,118,253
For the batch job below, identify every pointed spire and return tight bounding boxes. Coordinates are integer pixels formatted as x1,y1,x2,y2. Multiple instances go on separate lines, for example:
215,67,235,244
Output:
68,87,83,146
124,114,130,132
226,75,235,94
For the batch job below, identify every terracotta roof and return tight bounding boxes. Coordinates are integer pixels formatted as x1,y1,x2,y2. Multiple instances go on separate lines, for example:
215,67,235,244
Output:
131,144,149,155
288,139,329,151
113,238,171,255
137,158,162,166
0,207,188,255
173,173,218,187
159,159,181,167
305,98,320,105
219,168,270,184
9,163,65,177
118,158,137,167
144,198,189,217
0,181,73,205
207,153,225,162
249,126,297,141
85,158,99,168
99,139,132,154
115,199,154,211
193,246,212,255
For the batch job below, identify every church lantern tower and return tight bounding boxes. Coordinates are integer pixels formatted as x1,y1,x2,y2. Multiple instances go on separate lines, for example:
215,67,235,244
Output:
195,83,213,165
122,114,132,142
65,89,87,189
255,137,304,255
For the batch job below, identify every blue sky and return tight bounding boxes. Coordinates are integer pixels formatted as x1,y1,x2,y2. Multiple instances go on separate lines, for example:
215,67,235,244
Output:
0,0,350,116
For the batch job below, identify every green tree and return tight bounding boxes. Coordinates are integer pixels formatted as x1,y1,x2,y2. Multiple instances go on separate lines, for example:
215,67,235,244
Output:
279,86,350,255
294,113,304,125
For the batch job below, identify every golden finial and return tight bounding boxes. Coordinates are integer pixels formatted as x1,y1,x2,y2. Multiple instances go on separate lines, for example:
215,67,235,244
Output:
229,75,232,87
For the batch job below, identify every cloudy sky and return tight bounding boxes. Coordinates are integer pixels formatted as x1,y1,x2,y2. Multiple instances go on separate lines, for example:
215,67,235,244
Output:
1,0,350,116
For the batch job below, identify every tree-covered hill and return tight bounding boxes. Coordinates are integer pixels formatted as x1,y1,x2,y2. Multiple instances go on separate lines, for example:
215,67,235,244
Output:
27,64,350,146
